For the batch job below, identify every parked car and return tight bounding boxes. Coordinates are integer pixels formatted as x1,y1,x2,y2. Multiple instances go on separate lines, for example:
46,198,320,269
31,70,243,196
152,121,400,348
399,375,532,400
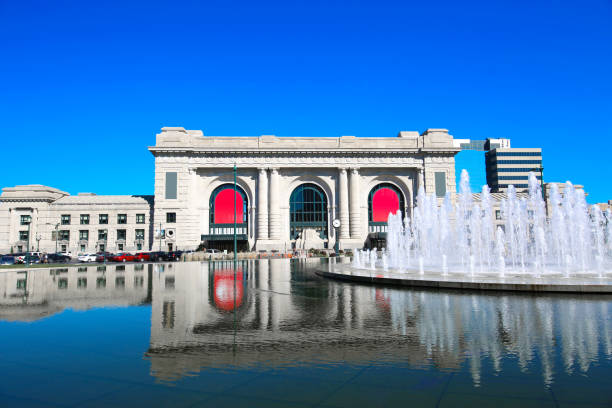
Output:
60,251,74,259
167,250,183,261
148,251,169,262
0,255,15,265
77,253,97,263
133,252,151,262
111,252,135,262
206,249,221,254
46,253,72,263
95,252,113,263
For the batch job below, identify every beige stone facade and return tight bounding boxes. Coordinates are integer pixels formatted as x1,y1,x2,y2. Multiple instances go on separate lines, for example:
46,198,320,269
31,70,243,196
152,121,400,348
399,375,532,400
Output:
149,127,459,251
0,185,153,254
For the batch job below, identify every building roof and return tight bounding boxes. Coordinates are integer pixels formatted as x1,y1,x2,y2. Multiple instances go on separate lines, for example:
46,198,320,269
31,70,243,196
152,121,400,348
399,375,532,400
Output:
53,195,153,206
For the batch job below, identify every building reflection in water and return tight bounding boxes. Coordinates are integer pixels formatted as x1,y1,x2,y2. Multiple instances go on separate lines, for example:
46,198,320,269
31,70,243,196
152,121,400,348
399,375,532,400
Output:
146,259,612,386
1,260,610,387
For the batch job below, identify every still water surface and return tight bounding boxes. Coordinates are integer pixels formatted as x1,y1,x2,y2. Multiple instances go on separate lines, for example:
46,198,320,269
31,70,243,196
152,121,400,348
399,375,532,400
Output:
1,259,611,407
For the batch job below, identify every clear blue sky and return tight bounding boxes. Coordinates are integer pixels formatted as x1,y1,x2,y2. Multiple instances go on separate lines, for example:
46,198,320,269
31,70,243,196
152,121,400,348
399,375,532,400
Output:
1,0,610,203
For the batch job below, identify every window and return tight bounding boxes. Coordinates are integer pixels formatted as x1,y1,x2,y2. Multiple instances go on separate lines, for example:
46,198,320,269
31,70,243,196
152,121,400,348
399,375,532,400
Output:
99,214,108,224
289,183,328,240
59,230,70,241
134,276,144,287
19,231,29,241
61,244,67,252
20,215,31,225
58,278,68,289
117,229,126,240
79,230,89,241
435,172,447,197
98,229,107,241
77,278,87,289
116,265,125,272
135,229,145,240
118,243,124,251
80,244,86,252
166,212,176,223
96,277,106,288
80,214,90,225
495,210,502,220
97,265,106,272
137,243,142,250
17,279,26,289
117,214,127,224
136,214,145,224
368,183,405,225
165,172,177,199
494,160,542,165
78,266,88,273
99,244,105,252
61,214,71,225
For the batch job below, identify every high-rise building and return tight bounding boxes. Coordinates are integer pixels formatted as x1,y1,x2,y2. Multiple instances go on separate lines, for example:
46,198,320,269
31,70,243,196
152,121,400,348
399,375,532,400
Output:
485,148,543,192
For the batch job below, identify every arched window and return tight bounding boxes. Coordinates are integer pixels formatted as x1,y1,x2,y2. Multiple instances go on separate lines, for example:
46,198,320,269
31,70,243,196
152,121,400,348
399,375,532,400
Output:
368,183,405,231
207,184,248,245
289,183,328,240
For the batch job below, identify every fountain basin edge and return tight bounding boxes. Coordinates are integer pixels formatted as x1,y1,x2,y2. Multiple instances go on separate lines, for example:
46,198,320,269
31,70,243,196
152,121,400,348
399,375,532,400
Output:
316,265,612,293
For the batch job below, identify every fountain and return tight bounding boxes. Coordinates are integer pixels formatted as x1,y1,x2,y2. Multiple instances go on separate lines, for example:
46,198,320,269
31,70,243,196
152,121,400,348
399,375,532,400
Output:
323,170,612,292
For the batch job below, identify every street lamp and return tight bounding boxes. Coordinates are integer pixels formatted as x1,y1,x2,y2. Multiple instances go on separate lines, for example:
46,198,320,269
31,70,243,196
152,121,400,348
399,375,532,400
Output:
46,222,60,254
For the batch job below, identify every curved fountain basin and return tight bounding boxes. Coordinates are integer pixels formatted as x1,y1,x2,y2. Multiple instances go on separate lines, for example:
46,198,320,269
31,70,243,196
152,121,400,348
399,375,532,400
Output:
317,263,612,293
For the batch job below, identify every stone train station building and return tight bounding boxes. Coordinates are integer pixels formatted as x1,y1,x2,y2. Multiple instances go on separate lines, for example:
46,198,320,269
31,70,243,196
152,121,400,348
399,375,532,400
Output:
0,127,459,254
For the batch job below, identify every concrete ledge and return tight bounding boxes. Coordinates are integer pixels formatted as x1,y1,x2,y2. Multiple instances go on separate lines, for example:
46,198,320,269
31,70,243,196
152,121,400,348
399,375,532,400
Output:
316,265,612,294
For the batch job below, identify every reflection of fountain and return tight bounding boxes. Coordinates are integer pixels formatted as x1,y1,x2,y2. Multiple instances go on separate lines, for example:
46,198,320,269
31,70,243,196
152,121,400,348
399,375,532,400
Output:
356,170,612,279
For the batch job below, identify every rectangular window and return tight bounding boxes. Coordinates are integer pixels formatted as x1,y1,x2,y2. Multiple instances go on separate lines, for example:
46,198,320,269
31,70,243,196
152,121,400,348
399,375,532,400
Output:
59,230,70,241
80,214,90,225
98,229,107,241
58,278,68,289
20,215,31,225
80,244,86,252
495,210,502,220
61,214,71,225
19,231,29,241
137,243,142,250
136,214,145,224
17,279,26,289
79,230,89,241
135,229,145,240
118,243,124,251
77,277,87,289
435,172,447,198
166,212,176,223
117,214,127,224
165,172,177,199
99,244,105,252
117,229,126,240
99,214,108,224
96,277,106,289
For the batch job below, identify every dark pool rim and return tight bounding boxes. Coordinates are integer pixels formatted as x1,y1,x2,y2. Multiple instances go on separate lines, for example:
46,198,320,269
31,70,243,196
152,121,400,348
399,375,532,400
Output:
316,268,612,294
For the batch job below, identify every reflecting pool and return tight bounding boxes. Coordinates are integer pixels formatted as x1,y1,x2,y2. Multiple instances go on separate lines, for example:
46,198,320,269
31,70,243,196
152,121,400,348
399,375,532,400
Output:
1,259,611,407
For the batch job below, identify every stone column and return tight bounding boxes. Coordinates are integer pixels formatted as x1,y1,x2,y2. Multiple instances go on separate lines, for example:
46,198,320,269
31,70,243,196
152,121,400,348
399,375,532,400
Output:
268,168,281,240
338,168,350,240
349,168,361,239
257,168,269,240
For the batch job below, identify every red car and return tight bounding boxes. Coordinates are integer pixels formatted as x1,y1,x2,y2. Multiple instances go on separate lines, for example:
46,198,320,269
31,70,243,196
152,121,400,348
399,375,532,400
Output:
134,252,150,262
112,252,135,262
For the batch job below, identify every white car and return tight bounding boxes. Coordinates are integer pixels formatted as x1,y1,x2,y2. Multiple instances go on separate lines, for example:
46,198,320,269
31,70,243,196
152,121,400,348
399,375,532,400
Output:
77,253,96,263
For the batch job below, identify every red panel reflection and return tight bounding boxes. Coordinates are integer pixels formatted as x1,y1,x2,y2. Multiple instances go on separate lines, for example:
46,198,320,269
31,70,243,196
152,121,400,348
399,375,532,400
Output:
372,188,399,222
214,189,244,224
214,268,244,311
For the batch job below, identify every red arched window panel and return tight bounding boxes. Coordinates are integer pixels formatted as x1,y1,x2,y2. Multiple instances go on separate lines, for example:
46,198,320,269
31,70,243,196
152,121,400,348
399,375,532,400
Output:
372,187,400,222
213,268,244,311
214,189,244,224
